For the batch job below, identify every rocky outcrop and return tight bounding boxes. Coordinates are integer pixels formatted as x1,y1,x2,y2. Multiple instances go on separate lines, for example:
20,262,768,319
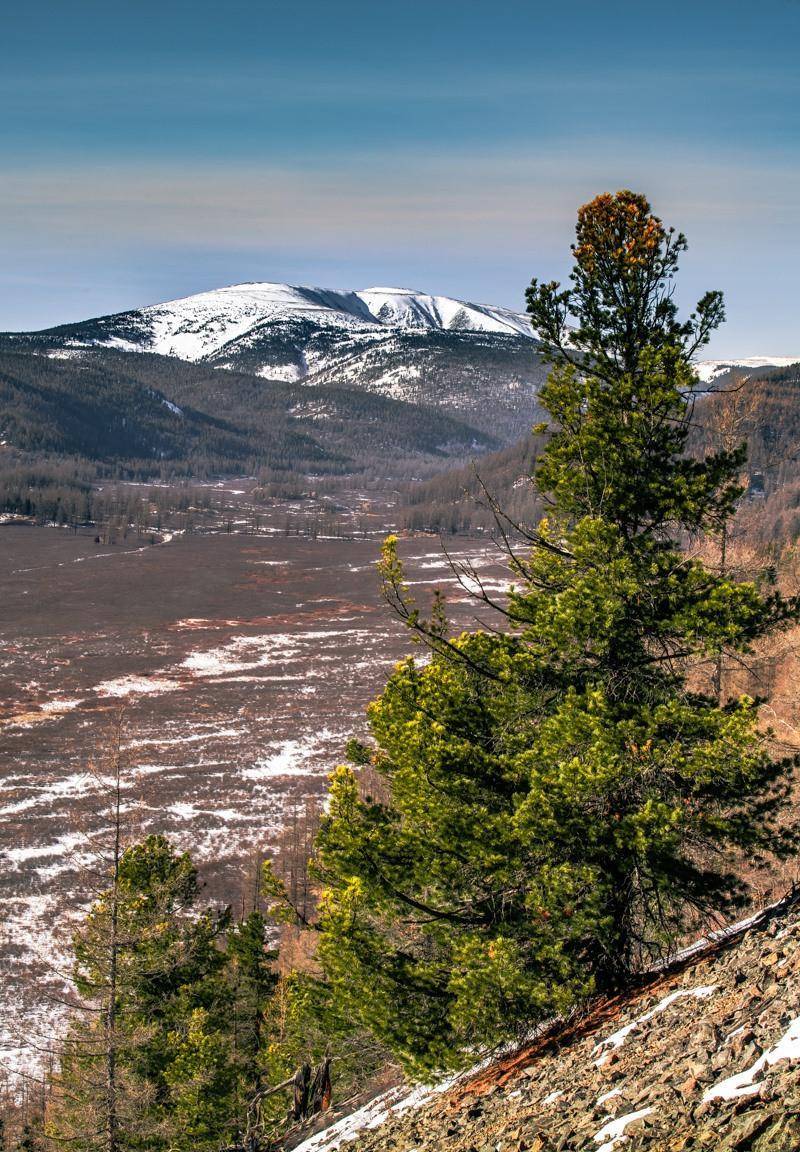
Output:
298,896,800,1152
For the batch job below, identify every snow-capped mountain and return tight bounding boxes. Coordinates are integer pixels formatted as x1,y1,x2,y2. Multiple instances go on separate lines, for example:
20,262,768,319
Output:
355,287,533,338
17,283,546,441
39,282,535,369
12,283,794,444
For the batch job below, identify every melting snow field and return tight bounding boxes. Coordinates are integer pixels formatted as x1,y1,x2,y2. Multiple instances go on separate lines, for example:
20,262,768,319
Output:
0,527,507,1075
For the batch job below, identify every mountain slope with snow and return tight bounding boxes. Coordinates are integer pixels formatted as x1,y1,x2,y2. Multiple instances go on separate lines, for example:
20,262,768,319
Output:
32,282,535,365
9,283,547,441
355,287,534,338
694,357,800,384
8,284,795,445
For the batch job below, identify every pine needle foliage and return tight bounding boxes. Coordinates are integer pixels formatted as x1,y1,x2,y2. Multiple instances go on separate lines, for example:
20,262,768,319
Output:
309,191,800,1074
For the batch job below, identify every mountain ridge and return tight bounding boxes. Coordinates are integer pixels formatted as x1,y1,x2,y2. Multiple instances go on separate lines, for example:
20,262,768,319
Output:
8,280,791,386
3,283,795,451
19,282,536,366
3,283,549,442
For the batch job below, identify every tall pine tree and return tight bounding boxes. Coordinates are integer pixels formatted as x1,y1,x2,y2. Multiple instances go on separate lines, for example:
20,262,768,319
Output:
48,836,232,1152
307,191,799,1073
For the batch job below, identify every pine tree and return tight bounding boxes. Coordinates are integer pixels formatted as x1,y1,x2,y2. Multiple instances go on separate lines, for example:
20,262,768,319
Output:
49,836,232,1151
224,910,278,1133
162,1008,235,1152
307,191,799,1073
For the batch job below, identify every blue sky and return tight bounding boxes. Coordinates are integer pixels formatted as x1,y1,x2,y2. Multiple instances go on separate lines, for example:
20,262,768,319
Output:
2,0,799,354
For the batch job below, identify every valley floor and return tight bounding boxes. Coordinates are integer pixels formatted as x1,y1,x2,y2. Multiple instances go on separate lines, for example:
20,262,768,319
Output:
0,522,507,1075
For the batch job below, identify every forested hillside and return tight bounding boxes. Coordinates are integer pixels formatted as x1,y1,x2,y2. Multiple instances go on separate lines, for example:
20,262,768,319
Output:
399,361,800,538
0,346,498,523
0,347,496,471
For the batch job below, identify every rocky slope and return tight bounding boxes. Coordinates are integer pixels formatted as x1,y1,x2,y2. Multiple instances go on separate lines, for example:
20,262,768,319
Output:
294,895,800,1152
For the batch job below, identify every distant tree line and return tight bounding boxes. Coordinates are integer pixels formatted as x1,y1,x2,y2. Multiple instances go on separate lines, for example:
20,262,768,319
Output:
0,462,217,539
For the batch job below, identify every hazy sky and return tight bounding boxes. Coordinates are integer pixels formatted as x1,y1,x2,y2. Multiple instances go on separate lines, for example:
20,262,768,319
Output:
2,0,799,354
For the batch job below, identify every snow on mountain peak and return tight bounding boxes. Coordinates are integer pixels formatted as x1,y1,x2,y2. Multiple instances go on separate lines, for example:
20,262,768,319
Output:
356,287,533,338
29,280,798,412
79,281,536,364
108,282,377,362
363,286,420,294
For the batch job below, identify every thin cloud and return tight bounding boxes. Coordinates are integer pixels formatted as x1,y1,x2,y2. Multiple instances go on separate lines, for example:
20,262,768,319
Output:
3,143,798,246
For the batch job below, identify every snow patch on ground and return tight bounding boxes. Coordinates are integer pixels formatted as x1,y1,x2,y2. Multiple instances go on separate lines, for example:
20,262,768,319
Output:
242,732,341,781
126,726,245,749
0,772,96,817
704,1015,800,1101
257,363,304,381
45,348,86,360
95,674,182,698
594,1107,654,1152
291,1072,467,1152
290,1085,416,1152
542,1089,564,1105
40,697,83,714
4,831,90,869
